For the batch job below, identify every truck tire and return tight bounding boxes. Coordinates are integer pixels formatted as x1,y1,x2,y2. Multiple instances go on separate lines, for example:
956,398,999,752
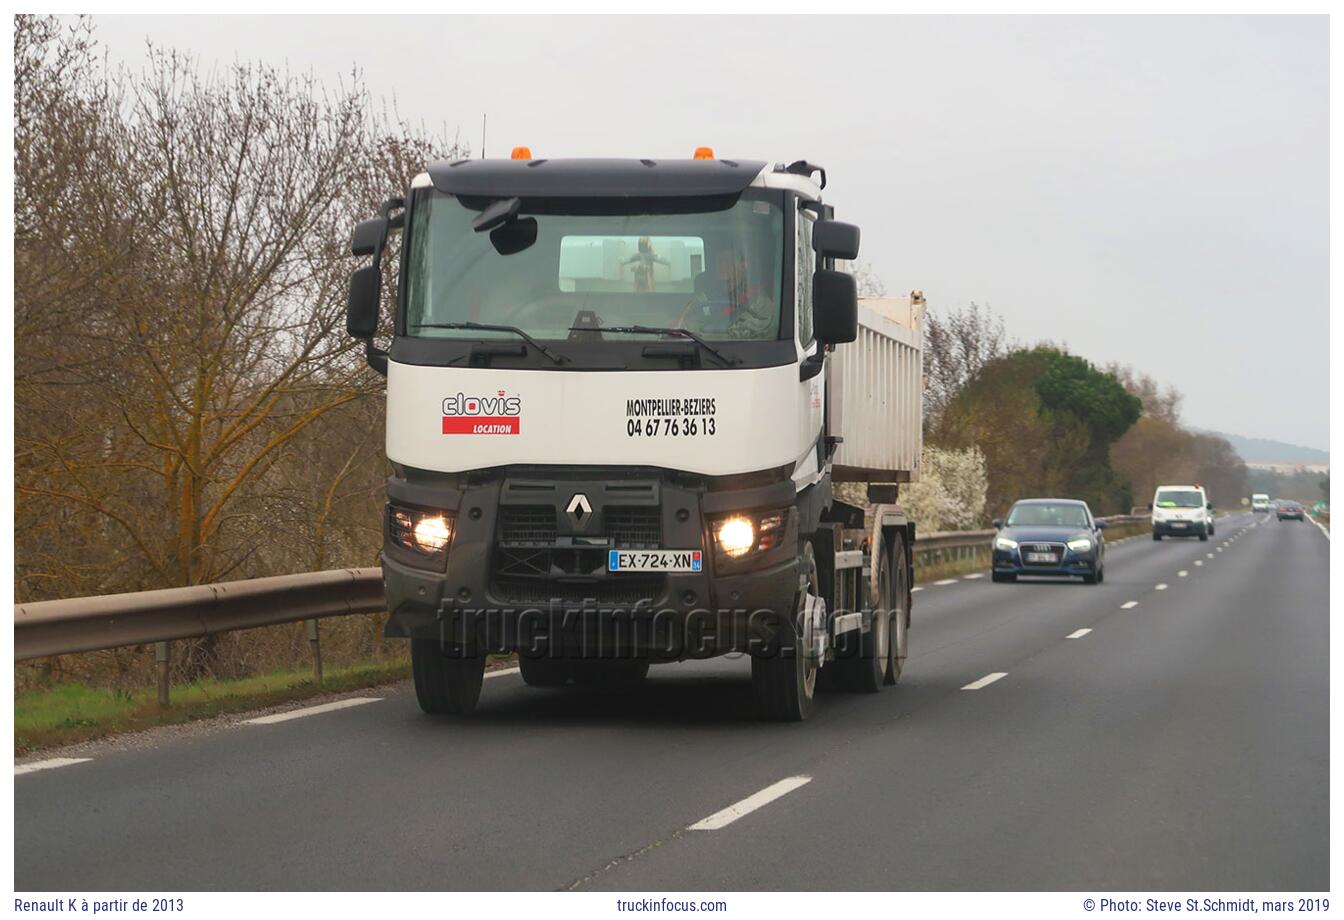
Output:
411,638,485,715
570,659,650,686
751,541,819,722
519,654,570,687
844,533,891,694
1199,529,1209,542
884,532,910,686
1152,531,1162,541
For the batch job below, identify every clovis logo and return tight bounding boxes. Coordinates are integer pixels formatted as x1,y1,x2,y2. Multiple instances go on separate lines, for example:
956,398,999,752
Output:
441,390,522,435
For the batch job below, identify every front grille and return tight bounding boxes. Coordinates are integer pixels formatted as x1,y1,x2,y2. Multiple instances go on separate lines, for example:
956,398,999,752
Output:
606,506,661,548
500,506,557,545
494,576,665,606
1021,542,1064,564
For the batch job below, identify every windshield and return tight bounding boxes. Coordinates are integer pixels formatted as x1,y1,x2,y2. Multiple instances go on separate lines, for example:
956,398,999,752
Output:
1155,490,1204,508
1006,503,1090,528
404,189,785,342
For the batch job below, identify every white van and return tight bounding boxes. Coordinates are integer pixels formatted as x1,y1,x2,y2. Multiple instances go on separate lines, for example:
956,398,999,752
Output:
1251,493,1271,513
1151,484,1212,541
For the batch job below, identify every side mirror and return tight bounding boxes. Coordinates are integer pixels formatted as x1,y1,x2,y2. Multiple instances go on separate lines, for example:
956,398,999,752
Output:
813,269,858,344
1207,502,1213,510
347,265,380,338
351,218,386,257
813,220,860,260
1095,520,1109,530
1146,502,1154,511
992,518,1003,529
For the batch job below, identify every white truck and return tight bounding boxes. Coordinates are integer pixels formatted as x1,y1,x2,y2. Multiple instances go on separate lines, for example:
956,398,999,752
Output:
345,150,923,721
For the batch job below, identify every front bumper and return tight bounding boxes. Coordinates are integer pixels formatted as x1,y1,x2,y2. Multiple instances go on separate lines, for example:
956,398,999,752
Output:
380,467,800,658
1152,519,1208,536
992,545,1098,578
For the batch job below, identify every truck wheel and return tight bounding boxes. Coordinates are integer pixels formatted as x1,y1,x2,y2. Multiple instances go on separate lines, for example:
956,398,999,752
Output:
1199,529,1209,542
571,659,650,686
410,638,485,715
884,532,910,686
1152,531,1162,541
848,533,892,694
751,541,819,721
519,654,570,687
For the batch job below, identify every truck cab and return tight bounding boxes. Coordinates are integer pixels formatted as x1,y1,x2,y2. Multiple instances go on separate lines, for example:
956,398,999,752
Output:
346,151,919,721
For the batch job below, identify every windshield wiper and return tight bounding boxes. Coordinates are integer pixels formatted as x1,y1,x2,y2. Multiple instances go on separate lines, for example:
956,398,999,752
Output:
575,325,740,367
412,322,567,365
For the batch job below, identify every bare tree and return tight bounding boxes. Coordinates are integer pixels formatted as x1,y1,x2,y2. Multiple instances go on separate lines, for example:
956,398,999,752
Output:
922,301,1009,428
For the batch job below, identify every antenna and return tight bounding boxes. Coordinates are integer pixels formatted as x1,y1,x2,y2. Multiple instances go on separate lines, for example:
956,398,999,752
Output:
481,114,486,159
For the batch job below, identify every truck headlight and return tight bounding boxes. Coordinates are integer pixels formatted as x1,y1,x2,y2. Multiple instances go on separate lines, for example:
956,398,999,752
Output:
716,517,755,557
712,510,786,561
995,537,1018,551
1067,537,1093,553
388,504,455,557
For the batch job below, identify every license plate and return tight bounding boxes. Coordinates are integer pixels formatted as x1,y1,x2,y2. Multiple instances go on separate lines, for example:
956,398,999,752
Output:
1171,522,1187,528
1026,552,1056,563
608,550,703,573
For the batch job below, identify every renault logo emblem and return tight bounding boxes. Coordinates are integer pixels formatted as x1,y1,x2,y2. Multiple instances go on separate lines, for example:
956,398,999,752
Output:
566,493,592,528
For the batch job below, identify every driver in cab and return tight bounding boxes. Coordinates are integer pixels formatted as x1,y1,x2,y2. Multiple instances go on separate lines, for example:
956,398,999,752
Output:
681,249,775,340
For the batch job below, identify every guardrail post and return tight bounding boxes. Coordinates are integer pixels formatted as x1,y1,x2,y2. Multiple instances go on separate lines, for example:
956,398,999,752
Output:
306,618,322,683
155,641,171,706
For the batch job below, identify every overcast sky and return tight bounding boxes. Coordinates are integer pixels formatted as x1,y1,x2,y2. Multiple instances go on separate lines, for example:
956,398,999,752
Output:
87,14,1329,450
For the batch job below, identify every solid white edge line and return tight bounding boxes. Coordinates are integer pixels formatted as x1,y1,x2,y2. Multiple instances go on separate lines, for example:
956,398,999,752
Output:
15,757,93,776
1065,628,1091,639
962,672,1008,691
1121,601,1138,609
1310,517,1331,541
242,697,381,725
688,775,812,831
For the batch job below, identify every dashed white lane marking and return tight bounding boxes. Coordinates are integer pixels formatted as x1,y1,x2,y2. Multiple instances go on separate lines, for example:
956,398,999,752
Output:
1178,570,1189,577
242,697,382,725
15,757,93,776
1194,560,1203,567
688,775,812,831
911,586,924,592
933,578,959,586
1121,601,1138,609
1206,553,1214,558
485,667,520,679
963,573,984,580
1155,583,1168,591
1217,547,1224,552
962,672,1008,691
1065,628,1092,639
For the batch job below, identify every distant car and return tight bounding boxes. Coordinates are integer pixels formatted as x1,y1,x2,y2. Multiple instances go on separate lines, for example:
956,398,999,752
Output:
1252,493,1271,513
1151,484,1212,541
990,498,1107,585
1277,501,1305,522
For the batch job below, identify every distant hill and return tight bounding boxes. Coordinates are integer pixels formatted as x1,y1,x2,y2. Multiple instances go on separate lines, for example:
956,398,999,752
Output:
1201,431,1329,466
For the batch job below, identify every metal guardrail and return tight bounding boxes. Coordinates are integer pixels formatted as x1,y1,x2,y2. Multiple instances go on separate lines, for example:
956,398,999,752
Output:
13,515,1149,702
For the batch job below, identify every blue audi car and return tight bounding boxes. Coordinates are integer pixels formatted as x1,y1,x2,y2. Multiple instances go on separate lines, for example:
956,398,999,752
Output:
990,498,1107,584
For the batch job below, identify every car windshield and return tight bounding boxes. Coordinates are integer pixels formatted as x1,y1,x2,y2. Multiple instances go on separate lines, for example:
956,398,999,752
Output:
1155,490,1204,508
1006,503,1090,528
403,188,785,342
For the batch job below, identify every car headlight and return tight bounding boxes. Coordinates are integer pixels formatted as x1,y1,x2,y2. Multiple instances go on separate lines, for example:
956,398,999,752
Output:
995,537,1018,551
1067,537,1093,552
712,510,786,561
388,504,455,557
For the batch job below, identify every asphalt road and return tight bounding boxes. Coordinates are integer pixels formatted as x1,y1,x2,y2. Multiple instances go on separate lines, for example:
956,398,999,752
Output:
14,511,1329,891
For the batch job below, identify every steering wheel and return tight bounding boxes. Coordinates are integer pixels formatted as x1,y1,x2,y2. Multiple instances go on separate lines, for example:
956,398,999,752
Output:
674,296,734,333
